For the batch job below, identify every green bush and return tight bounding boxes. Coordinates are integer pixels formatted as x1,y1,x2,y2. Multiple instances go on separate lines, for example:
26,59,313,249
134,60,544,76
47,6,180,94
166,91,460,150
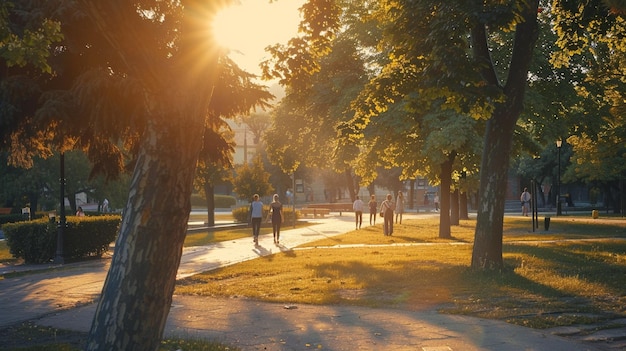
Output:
232,205,298,223
3,215,120,264
0,213,29,225
2,220,56,264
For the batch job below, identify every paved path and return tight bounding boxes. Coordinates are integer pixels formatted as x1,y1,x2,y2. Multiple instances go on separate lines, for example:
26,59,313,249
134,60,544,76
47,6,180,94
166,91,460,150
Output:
0,213,619,350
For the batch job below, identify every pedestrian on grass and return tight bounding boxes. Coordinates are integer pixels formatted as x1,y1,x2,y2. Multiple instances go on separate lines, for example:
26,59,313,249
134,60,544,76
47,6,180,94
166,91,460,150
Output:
353,195,364,229
433,193,440,212
380,194,395,236
520,188,531,217
395,191,405,224
368,195,377,225
270,194,283,244
76,206,85,217
249,194,263,245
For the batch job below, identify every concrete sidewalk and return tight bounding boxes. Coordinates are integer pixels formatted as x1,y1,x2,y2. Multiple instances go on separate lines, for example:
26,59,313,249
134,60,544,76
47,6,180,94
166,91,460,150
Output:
0,213,613,350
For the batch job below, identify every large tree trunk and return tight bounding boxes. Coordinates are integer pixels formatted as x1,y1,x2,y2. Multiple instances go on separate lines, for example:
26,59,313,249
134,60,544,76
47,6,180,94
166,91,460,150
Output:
460,191,469,220
81,0,218,349
87,119,203,350
471,1,539,270
344,168,357,202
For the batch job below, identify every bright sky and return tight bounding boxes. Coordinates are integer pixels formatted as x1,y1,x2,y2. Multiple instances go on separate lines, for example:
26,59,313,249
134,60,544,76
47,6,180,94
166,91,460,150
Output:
212,0,305,76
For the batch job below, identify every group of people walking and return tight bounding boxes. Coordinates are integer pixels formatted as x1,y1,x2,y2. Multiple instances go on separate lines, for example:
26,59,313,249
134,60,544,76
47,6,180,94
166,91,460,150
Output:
249,190,411,246
249,193,284,246
353,191,405,236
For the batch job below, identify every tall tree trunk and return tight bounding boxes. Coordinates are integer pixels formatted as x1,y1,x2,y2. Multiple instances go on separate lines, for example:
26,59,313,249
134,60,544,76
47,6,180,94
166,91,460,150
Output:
87,118,203,350
204,182,216,226
460,191,469,220
344,168,357,202
438,153,455,238
471,1,539,270
81,0,218,349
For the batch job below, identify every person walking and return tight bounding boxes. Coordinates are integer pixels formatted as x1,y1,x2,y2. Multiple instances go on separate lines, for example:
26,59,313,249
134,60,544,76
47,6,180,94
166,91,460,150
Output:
353,195,364,229
520,187,531,216
249,194,263,245
380,194,395,236
433,193,440,212
270,194,283,244
395,191,405,224
368,195,377,225
76,206,85,217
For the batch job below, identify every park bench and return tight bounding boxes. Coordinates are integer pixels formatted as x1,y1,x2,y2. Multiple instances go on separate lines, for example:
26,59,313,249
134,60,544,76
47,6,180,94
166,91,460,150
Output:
300,208,330,218
307,203,353,216
0,208,12,215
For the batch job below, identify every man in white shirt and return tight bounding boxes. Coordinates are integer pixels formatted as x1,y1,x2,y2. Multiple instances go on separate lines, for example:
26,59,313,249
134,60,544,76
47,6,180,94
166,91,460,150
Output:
249,194,264,244
520,188,531,216
353,196,364,229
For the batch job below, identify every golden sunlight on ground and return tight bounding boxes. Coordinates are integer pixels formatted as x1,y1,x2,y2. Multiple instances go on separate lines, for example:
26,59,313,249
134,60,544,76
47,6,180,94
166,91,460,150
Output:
211,0,304,74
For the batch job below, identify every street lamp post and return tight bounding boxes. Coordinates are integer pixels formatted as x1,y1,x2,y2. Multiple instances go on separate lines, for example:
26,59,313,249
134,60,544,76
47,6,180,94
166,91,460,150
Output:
53,152,66,264
556,139,562,216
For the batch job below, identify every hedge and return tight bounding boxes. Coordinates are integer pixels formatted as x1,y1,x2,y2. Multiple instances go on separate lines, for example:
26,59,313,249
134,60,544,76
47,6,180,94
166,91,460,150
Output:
2,215,120,264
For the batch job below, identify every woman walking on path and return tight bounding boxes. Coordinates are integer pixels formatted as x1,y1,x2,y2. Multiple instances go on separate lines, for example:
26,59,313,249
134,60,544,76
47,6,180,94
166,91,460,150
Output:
380,194,395,236
270,194,283,244
353,196,364,229
368,195,377,225
395,191,405,224
249,194,263,245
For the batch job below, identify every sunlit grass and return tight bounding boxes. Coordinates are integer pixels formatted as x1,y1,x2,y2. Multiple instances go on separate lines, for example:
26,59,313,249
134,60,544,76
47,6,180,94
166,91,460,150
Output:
176,217,626,329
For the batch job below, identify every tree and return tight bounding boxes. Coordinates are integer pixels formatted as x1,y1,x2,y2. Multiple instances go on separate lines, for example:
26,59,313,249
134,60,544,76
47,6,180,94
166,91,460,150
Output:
68,1,224,349
265,33,368,202
232,157,273,201
195,57,273,225
550,1,626,214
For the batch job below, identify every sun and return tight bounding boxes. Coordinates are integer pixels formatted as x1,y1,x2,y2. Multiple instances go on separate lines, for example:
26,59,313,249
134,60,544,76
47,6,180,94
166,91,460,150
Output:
211,0,303,73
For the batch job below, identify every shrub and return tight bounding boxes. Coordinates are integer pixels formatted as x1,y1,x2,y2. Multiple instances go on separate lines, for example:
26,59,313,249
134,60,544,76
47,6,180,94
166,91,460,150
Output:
0,214,29,225
3,220,56,264
3,215,120,264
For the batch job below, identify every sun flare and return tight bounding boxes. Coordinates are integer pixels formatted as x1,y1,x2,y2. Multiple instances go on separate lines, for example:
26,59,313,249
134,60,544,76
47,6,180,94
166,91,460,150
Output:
211,0,303,73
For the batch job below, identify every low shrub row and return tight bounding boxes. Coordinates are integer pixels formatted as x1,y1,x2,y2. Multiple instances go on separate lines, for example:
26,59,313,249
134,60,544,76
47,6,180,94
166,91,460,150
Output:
2,215,120,264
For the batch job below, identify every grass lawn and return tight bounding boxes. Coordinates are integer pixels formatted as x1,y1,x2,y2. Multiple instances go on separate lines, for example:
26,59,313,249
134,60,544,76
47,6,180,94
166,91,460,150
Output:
176,216,626,329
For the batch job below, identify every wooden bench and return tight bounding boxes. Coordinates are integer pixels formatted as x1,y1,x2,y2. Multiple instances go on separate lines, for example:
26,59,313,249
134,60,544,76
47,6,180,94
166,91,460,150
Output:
0,208,12,215
300,208,330,218
307,203,353,215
